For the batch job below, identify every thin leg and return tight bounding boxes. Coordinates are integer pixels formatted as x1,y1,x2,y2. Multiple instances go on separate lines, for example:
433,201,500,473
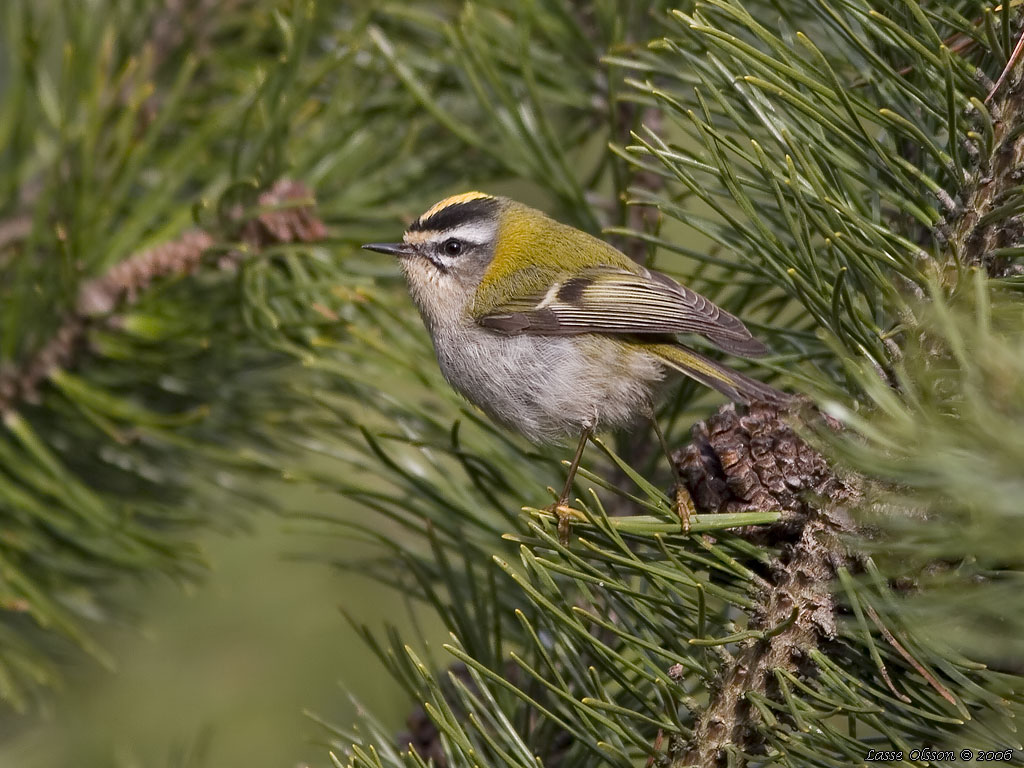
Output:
553,427,591,544
649,414,695,533
558,427,592,505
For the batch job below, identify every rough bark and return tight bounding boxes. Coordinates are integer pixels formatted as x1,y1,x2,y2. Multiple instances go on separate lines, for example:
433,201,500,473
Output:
670,402,860,768
952,46,1024,278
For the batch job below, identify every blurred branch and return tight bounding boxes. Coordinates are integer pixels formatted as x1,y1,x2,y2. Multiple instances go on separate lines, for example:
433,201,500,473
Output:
0,0,468,714
0,216,32,255
0,180,324,416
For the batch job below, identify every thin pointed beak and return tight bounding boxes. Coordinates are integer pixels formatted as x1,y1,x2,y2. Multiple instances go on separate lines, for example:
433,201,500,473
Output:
362,242,413,256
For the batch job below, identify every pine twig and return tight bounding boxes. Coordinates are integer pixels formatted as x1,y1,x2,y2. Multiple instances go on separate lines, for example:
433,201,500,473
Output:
954,26,1024,278
669,403,860,767
0,179,325,416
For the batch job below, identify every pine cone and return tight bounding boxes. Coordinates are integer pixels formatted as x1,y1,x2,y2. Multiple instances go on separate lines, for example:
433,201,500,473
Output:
239,179,327,248
673,401,855,523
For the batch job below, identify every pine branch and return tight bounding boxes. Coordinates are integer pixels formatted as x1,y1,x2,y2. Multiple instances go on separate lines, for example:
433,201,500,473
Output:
670,403,860,766
7,0,1012,760
953,41,1024,276
0,181,323,416
0,0,469,709
309,3,1024,768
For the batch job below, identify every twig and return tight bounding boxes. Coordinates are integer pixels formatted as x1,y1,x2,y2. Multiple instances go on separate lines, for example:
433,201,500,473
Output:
864,603,958,708
669,403,860,767
954,18,1024,278
987,27,1024,102
0,180,325,416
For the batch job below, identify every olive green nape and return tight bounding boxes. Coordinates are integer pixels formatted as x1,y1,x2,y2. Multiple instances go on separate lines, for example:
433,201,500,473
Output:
471,200,640,317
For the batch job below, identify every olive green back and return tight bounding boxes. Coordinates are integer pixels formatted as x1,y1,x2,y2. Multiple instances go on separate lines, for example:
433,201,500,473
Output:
472,199,640,317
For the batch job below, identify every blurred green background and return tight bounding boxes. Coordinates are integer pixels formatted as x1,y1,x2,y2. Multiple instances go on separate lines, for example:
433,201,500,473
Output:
0,0,464,762
0,489,436,768
2,0,1024,765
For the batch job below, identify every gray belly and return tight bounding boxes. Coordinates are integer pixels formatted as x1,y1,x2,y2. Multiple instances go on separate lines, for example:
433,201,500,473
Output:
431,326,665,443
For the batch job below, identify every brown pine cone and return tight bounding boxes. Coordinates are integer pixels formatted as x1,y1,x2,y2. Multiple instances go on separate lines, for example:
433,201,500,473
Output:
673,401,857,536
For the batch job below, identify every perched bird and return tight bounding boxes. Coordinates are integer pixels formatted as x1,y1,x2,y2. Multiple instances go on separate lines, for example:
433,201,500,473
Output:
364,192,786,536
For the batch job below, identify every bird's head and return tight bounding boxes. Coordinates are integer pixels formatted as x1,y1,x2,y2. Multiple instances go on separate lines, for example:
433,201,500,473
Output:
362,192,510,330
363,191,622,331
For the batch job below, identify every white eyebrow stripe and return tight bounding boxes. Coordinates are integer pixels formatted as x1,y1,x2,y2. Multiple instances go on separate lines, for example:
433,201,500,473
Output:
440,220,498,244
404,219,498,248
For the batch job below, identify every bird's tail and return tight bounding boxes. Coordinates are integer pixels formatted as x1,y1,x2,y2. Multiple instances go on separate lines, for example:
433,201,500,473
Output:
648,343,790,405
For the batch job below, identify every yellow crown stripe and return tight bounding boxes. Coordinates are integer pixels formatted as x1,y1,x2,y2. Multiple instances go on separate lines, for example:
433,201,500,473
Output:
419,191,492,222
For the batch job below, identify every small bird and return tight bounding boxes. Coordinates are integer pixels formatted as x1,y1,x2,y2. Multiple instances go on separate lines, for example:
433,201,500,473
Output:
364,192,787,536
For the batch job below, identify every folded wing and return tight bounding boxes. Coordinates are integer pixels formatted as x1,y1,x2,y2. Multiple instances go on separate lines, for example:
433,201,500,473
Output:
476,266,769,358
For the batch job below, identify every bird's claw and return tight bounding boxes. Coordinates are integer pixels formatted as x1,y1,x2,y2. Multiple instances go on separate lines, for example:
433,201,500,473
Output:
675,484,696,534
545,502,578,545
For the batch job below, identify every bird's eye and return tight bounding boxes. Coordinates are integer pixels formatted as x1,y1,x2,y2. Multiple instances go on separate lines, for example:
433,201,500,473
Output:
442,238,463,257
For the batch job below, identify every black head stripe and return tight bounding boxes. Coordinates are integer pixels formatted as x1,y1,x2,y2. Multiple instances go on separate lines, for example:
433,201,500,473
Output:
409,197,499,233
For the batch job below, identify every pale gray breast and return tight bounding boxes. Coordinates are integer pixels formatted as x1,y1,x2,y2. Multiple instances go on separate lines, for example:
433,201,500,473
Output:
431,325,665,443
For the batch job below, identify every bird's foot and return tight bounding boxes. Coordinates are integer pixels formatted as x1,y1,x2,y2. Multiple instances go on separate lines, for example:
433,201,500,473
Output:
544,500,579,546
675,483,696,534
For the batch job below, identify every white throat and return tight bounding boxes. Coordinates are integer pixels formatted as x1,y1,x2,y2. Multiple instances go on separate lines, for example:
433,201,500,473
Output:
399,257,471,335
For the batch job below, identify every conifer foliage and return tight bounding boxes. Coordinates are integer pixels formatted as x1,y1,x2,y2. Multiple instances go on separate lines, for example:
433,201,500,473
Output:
1,1,1022,766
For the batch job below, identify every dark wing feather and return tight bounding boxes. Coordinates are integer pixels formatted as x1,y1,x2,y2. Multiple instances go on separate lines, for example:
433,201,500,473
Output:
476,266,769,357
